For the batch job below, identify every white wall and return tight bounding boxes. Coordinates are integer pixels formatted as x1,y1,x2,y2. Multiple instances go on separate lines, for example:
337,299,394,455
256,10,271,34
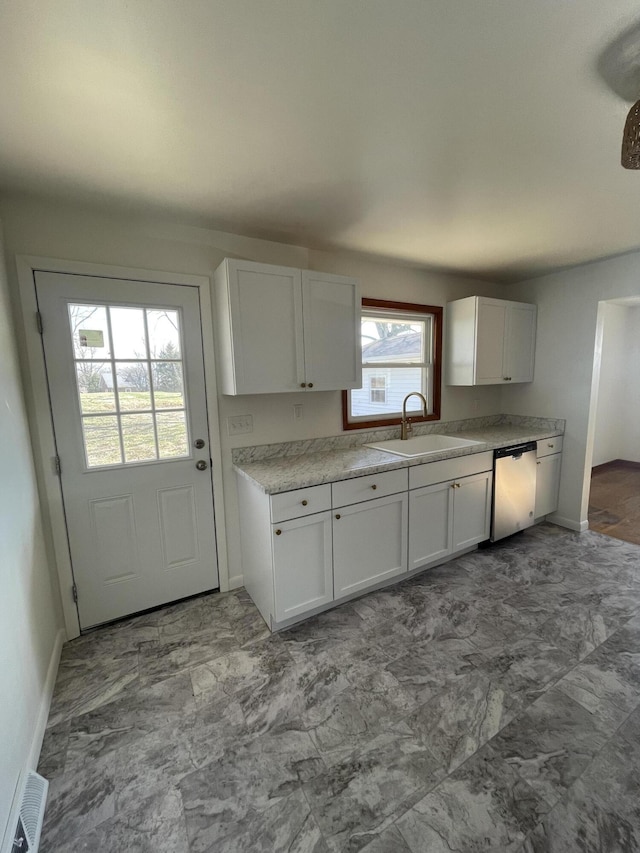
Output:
503,253,640,529
0,222,63,847
0,194,505,594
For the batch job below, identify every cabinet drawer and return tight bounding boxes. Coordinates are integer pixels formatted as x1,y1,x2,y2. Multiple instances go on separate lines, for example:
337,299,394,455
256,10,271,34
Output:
270,484,331,523
537,436,563,458
409,451,493,490
332,468,408,508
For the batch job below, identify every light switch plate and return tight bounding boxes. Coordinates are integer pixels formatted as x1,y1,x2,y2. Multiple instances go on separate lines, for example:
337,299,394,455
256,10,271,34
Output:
227,414,254,436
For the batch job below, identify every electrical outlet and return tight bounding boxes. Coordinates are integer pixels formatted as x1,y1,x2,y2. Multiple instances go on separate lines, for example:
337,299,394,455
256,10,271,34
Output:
227,414,253,436
293,403,303,421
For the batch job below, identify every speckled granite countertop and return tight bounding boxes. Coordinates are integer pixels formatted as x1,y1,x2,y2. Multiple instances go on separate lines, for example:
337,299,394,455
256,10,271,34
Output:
234,419,564,495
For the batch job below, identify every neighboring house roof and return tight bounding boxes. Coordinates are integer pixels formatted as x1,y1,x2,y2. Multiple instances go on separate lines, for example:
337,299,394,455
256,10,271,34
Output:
362,331,422,360
100,370,136,390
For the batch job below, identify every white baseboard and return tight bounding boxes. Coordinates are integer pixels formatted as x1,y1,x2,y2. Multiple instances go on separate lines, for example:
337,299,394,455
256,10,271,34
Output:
27,628,65,771
547,514,588,532
227,574,244,590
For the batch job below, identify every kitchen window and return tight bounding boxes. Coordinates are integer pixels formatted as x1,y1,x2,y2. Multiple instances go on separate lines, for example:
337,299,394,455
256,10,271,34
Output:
342,298,442,430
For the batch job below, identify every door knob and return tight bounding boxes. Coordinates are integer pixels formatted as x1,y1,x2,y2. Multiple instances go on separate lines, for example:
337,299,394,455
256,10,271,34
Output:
196,460,208,471
194,438,205,449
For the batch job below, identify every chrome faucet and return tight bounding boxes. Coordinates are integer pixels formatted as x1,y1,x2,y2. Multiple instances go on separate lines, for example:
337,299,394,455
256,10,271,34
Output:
401,392,428,440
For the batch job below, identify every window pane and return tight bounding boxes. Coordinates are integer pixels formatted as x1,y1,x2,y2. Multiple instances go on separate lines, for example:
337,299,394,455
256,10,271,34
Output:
361,317,425,364
75,362,116,413
147,309,181,359
116,363,152,410
151,362,185,408
69,304,111,360
156,411,189,459
351,367,426,417
121,413,157,462
83,416,122,467
110,307,147,359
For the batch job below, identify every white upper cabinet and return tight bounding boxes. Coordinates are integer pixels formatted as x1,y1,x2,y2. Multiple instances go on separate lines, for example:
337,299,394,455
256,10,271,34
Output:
214,258,361,395
445,296,536,386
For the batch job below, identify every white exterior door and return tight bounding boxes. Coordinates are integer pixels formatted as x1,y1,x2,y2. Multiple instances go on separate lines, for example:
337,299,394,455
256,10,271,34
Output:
36,271,219,629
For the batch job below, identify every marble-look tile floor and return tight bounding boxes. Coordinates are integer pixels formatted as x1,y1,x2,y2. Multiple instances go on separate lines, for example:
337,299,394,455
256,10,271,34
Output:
38,523,640,852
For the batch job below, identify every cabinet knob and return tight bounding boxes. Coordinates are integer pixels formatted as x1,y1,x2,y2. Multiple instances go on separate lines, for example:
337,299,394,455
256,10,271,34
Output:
300,382,306,388
537,461,541,465
301,499,308,506
308,382,314,388
275,529,282,535
335,513,341,520
451,482,460,489
548,443,554,448
371,484,377,490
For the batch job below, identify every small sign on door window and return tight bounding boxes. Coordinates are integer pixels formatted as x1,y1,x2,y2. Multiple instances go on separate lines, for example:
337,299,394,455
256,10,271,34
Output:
79,329,104,348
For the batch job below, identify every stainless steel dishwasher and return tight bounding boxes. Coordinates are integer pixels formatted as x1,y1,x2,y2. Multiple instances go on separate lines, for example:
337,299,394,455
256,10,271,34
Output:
491,442,537,542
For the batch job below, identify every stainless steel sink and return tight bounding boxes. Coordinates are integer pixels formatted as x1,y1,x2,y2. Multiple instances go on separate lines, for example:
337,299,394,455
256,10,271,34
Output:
365,434,483,458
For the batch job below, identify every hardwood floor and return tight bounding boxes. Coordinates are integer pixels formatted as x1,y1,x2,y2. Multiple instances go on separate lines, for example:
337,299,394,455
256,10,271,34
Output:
589,460,640,546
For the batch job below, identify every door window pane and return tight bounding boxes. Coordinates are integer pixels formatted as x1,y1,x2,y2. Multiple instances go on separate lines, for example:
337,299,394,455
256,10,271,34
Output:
121,413,157,463
151,362,184,408
156,411,188,459
70,300,189,468
69,304,111,359
116,363,152,410
110,307,148,359
83,416,122,466
147,309,181,358
75,362,116,413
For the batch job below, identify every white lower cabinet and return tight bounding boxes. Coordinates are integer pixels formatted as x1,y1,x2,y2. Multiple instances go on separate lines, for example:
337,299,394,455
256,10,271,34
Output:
535,452,562,518
272,512,333,622
452,471,493,551
237,440,558,630
333,492,408,599
409,471,492,571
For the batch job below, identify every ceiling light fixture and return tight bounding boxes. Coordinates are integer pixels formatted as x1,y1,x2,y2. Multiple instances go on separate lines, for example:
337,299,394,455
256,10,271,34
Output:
622,100,640,168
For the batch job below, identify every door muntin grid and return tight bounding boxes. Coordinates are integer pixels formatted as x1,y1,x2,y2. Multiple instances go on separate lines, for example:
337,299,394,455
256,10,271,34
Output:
68,302,191,469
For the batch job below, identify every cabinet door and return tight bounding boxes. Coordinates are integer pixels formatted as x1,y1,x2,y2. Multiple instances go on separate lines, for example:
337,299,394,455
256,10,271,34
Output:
408,481,452,570
333,493,408,598
504,303,536,383
272,512,333,622
535,453,561,518
475,299,507,384
301,271,361,391
227,260,304,393
452,471,493,551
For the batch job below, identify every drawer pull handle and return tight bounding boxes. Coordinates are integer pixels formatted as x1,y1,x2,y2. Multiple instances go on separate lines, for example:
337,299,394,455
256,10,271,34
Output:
537,461,541,465
371,484,377,490
335,514,341,520
301,499,308,506
548,443,554,448
451,482,461,489
275,529,282,535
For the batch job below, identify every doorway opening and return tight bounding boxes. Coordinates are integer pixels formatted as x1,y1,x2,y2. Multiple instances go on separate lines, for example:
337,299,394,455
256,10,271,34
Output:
587,298,640,545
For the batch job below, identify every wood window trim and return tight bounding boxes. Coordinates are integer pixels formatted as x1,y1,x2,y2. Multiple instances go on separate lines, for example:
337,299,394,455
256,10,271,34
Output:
342,297,442,431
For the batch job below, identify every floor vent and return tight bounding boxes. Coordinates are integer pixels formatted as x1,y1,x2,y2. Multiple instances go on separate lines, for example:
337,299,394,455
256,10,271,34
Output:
11,771,48,853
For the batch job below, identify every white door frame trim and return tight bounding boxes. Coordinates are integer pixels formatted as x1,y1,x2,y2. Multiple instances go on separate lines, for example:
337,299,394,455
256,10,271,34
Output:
16,255,230,640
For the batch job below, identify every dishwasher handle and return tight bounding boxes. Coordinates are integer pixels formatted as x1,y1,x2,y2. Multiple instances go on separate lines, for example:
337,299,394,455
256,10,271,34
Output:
494,442,537,460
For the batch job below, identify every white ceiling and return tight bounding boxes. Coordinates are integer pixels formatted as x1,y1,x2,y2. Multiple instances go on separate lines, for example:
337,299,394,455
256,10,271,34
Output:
1,1,640,281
